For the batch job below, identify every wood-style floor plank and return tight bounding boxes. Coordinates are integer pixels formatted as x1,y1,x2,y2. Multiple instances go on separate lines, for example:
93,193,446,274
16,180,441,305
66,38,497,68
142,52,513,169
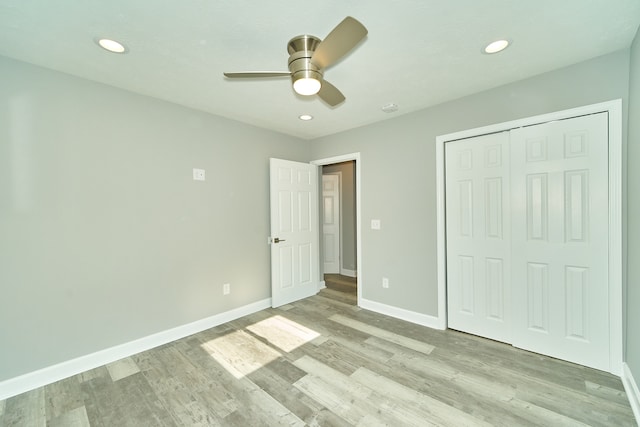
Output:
329,314,435,355
105,357,141,382
293,356,376,425
43,375,84,421
48,405,91,427
0,275,636,426
1,388,45,427
350,367,493,427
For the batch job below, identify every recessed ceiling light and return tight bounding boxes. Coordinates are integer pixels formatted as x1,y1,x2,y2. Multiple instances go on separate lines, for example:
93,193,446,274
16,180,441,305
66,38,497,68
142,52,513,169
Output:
299,114,314,121
484,39,510,54
96,38,128,54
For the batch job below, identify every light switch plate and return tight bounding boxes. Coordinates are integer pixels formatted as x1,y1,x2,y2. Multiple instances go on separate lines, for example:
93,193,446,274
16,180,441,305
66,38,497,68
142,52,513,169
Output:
193,168,205,181
371,219,381,230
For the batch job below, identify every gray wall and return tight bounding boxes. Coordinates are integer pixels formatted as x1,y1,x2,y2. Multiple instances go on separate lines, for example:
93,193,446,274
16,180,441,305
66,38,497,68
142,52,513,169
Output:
2,46,637,385
310,50,630,316
322,161,357,273
0,56,309,381
626,27,640,384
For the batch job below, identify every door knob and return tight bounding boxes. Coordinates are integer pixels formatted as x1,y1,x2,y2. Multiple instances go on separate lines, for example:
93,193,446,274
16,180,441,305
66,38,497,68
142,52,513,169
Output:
273,237,286,243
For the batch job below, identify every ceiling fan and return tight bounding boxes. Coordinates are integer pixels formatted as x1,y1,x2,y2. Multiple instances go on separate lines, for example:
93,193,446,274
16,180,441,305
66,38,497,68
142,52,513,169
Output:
223,16,367,107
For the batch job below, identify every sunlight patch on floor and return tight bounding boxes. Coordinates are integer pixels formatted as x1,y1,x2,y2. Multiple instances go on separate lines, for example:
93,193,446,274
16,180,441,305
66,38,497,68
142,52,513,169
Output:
201,315,320,378
201,329,281,379
246,315,320,353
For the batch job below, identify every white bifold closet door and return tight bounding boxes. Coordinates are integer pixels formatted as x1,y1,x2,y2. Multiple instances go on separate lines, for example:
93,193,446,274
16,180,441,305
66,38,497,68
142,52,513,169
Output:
446,112,610,371
445,131,512,343
510,113,609,369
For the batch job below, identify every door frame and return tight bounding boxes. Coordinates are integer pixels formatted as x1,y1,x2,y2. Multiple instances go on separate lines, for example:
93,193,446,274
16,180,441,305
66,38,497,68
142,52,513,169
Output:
435,99,623,375
312,153,362,306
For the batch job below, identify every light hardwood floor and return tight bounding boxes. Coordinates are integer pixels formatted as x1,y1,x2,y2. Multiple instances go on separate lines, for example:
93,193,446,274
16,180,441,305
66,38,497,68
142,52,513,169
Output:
1,277,636,426
323,274,357,305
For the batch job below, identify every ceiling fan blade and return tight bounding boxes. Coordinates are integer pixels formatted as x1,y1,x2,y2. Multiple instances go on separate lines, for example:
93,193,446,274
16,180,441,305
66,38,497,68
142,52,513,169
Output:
224,71,291,78
311,16,368,69
317,80,345,106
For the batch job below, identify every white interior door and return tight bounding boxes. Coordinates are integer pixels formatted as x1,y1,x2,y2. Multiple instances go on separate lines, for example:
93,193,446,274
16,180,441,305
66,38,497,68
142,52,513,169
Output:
322,174,340,274
446,132,511,343
510,113,609,370
270,158,319,307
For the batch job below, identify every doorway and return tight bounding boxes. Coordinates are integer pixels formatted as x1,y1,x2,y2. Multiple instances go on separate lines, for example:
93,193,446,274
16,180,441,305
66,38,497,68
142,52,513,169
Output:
322,163,357,303
312,153,362,306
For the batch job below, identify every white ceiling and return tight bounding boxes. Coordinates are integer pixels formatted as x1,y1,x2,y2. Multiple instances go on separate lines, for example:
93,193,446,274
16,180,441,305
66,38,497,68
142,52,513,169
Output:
1,1,639,139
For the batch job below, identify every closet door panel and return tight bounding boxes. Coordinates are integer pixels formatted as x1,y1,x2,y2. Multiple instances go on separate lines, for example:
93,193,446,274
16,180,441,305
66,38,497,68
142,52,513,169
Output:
510,112,609,371
445,132,511,343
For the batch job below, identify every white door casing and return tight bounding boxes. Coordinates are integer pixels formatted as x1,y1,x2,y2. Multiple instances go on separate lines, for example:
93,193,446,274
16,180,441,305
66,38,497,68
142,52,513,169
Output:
270,158,319,307
510,113,609,369
311,153,362,307
445,132,511,343
322,174,341,274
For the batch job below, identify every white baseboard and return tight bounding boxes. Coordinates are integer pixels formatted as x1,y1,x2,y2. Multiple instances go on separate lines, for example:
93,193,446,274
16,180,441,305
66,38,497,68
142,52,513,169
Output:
0,298,272,401
340,268,357,278
319,280,326,289
622,362,640,424
359,298,444,330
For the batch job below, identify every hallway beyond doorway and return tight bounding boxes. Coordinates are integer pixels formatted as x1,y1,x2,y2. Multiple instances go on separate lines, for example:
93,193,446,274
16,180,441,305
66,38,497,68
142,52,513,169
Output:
321,274,357,306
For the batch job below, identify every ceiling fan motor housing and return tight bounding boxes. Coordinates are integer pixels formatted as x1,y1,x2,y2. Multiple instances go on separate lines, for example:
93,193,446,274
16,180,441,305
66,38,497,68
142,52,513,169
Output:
287,35,321,55
288,35,323,85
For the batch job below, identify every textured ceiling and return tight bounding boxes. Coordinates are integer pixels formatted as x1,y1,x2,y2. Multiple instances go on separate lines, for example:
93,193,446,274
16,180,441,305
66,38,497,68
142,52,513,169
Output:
0,1,639,139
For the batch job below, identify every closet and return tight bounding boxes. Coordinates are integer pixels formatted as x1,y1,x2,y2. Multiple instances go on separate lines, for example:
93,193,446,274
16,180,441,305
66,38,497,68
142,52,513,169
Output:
445,112,609,370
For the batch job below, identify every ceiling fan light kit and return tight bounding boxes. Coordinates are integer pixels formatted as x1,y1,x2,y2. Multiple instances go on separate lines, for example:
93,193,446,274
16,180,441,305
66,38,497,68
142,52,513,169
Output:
293,76,321,95
223,16,368,106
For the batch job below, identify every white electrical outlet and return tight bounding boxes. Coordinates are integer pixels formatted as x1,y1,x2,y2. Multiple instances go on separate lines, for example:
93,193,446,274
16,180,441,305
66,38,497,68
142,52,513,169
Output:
371,219,381,230
223,283,230,295
193,168,206,181
382,277,389,288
